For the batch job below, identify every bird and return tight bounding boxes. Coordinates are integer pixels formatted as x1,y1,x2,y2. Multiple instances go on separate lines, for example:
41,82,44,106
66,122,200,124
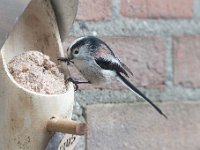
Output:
58,36,167,119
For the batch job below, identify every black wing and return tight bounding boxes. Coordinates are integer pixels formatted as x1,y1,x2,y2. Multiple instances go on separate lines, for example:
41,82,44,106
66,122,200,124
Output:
95,57,129,77
119,60,133,76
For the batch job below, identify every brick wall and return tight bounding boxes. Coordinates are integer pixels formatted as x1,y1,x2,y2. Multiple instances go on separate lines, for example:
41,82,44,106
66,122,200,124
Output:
63,0,200,149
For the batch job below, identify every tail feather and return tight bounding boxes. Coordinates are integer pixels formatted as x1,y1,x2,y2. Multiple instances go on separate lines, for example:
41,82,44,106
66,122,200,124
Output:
117,72,167,119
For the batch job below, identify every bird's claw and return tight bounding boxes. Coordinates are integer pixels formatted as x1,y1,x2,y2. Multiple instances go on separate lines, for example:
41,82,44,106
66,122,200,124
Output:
67,78,91,91
67,78,79,91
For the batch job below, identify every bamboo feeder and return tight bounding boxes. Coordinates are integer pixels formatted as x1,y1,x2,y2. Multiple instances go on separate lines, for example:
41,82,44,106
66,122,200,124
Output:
0,0,83,149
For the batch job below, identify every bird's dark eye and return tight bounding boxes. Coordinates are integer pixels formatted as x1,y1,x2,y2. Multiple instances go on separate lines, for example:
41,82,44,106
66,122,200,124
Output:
74,50,79,54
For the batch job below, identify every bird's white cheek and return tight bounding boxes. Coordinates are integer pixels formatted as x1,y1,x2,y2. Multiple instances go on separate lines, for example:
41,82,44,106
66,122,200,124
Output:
73,59,87,70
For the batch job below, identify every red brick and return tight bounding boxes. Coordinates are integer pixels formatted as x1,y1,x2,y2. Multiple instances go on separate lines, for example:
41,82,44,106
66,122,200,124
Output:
76,0,112,21
120,0,194,19
63,36,166,89
173,35,200,88
86,102,200,150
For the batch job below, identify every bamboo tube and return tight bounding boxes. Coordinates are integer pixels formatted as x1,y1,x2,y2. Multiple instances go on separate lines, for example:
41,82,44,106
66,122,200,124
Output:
0,0,78,149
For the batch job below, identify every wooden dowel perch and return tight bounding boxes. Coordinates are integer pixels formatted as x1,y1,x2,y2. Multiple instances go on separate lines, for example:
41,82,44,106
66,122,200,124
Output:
47,117,87,135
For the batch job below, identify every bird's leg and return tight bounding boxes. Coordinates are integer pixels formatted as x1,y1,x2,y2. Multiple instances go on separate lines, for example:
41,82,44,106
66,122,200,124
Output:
67,77,91,91
58,57,74,65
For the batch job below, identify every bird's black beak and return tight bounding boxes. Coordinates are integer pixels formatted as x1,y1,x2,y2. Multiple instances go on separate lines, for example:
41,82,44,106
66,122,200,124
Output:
57,57,74,65
57,47,74,65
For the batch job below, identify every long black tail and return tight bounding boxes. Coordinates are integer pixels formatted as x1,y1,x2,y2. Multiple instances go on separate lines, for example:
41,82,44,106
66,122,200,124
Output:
117,72,167,119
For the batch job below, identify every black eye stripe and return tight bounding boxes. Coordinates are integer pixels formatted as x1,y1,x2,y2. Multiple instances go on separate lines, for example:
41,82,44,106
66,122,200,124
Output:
71,36,101,50
71,40,86,50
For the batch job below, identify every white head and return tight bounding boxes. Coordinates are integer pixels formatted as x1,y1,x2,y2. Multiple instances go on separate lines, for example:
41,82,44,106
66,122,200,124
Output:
67,36,109,60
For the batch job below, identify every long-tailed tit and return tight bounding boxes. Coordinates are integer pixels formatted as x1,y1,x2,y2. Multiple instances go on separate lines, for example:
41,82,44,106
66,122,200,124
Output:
59,36,167,119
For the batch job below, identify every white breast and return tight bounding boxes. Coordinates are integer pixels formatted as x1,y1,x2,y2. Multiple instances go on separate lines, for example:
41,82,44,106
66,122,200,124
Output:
73,59,117,84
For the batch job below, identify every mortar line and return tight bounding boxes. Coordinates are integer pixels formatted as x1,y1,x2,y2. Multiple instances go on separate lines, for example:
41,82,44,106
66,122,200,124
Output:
164,34,174,88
